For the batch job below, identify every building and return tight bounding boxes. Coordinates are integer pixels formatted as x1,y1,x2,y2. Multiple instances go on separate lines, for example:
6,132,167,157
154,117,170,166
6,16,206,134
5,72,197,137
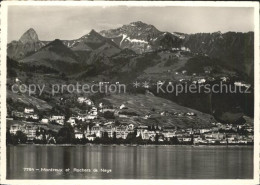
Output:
41,118,49,124
86,134,96,141
162,126,177,140
26,114,39,120
87,115,97,120
56,119,64,125
89,107,98,115
77,97,93,105
75,130,84,139
90,124,102,138
51,115,65,120
194,135,205,144
137,130,156,140
101,108,115,113
77,114,87,121
182,70,187,74
178,136,192,143
199,128,211,134
10,124,38,141
24,125,38,141
24,108,34,114
102,125,115,138
50,115,65,125
67,117,76,127
115,125,129,139
128,124,135,131
198,79,206,84
10,124,25,134
120,104,126,110
12,111,24,118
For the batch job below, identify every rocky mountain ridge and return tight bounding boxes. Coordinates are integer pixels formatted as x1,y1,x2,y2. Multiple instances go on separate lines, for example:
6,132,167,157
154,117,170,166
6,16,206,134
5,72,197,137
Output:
7,21,254,80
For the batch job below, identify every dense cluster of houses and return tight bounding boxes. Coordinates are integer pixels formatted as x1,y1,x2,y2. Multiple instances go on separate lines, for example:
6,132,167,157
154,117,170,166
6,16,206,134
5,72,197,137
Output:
9,119,254,144
10,124,38,141
8,97,254,145
74,123,136,141
12,108,39,120
9,123,55,142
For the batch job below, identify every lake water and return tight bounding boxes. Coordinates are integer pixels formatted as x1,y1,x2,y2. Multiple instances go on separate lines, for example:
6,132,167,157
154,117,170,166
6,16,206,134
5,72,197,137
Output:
7,145,253,179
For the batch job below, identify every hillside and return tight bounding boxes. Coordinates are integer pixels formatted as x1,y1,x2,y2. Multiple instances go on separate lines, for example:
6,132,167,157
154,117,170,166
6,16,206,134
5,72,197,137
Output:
183,32,254,81
7,22,254,83
103,93,215,128
19,39,80,74
6,21,254,125
100,21,183,53
7,28,48,60
7,90,52,111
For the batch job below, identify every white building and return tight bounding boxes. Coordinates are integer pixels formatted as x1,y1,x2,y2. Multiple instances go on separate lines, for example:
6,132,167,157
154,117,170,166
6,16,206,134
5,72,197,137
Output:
199,128,211,134
50,115,65,125
24,108,34,114
29,114,39,120
56,119,64,125
67,117,76,127
220,77,228,82
182,70,187,74
87,115,97,120
128,124,135,130
157,81,165,85
10,124,24,134
89,107,98,115
120,104,126,110
234,82,251,88
75,132,84,139
198,79,206,84
41,118,49,124
51,115,65,120
77,97,93,105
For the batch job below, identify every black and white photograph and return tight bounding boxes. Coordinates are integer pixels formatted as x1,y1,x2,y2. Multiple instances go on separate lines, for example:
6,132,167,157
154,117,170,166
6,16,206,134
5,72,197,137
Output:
0,1,259,184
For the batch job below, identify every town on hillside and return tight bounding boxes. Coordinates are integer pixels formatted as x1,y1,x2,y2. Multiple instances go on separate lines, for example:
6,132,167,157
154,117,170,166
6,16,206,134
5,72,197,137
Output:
7,96,254,145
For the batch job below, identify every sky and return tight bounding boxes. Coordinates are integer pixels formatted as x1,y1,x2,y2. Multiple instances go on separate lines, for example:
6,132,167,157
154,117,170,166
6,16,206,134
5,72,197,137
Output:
7,5,255,42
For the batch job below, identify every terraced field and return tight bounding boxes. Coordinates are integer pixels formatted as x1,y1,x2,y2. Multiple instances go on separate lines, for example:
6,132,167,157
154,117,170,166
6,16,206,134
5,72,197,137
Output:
103,93,215,128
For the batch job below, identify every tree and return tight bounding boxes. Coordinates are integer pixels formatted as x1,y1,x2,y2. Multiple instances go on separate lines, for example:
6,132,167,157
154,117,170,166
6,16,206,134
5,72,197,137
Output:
103,111,115,119
6,129,12,145
56,126,74,144
103,132,109,139
7,68,17,78
170,136,179,144
60,72,68,81
113,132,117,143
16,131,27,144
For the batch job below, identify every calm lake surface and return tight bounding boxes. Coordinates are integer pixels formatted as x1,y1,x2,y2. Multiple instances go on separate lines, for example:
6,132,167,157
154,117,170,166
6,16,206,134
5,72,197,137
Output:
7,145,253,179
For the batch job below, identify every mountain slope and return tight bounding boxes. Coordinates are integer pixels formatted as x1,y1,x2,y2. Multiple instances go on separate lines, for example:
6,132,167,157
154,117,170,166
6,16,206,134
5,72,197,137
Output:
7,28,48,60
7,23,254,83
183,31,254,81
62,29,121,64
20,39,80,74
103,93,215,128
63,29,118,51
100,21,183,53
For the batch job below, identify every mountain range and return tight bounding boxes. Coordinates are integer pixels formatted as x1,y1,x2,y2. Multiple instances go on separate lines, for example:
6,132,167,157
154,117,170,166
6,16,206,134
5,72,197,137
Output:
7,21,254,81
7,21,254,125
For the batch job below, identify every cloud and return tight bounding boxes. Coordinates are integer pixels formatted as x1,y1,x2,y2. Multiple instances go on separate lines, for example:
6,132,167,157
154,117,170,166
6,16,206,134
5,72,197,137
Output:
97,23,123,30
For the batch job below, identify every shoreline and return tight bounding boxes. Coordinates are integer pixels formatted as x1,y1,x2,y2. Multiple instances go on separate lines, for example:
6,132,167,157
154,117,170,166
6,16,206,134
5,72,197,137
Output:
7,143,254,147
